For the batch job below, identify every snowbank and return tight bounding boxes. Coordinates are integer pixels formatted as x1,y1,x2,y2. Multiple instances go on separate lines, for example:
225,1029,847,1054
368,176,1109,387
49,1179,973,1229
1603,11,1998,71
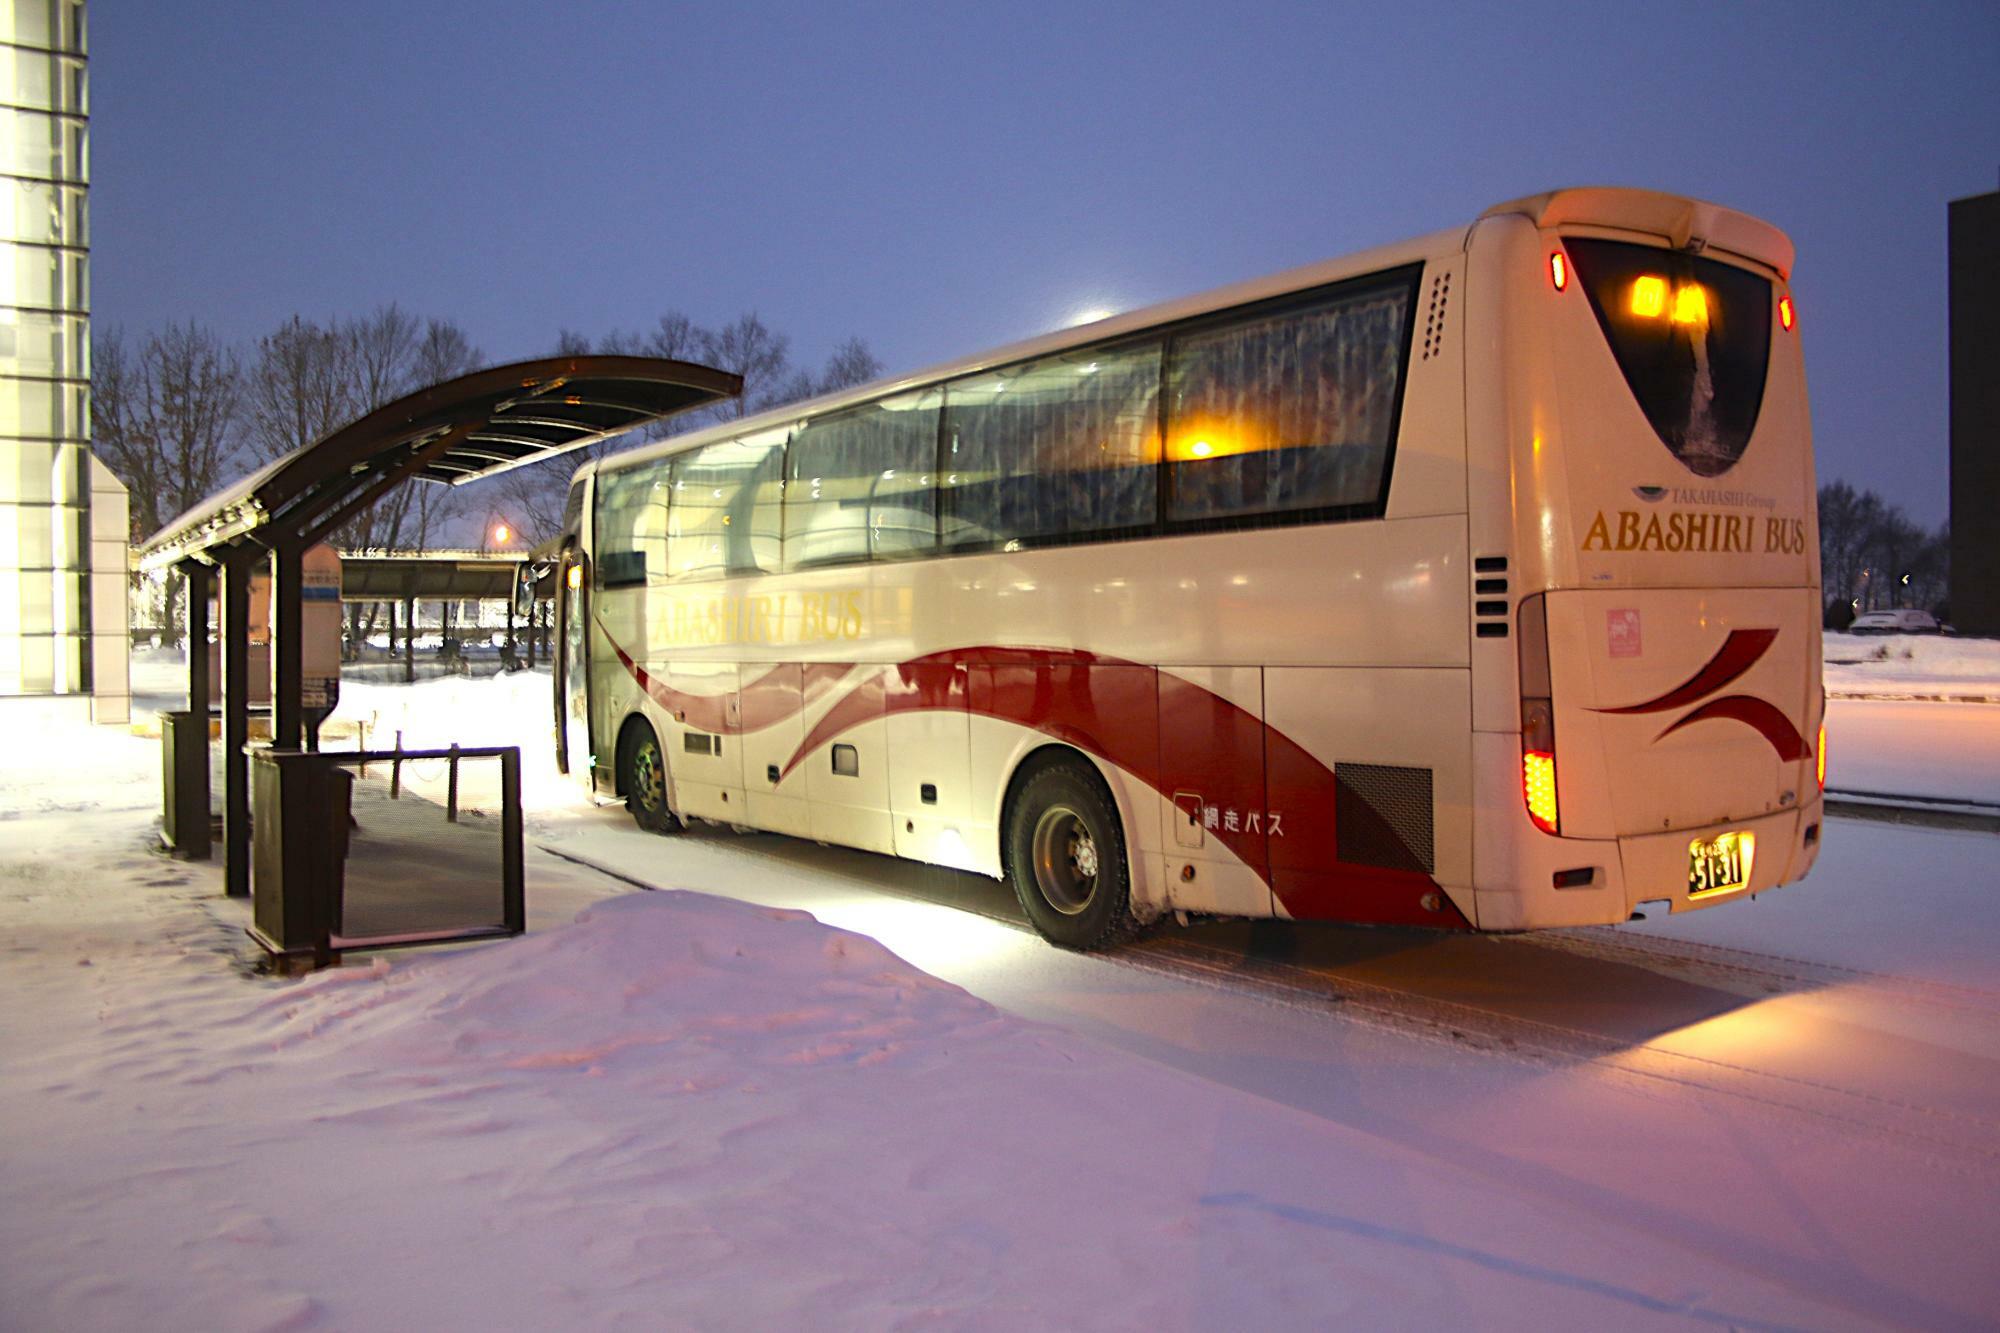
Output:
8,711,1974,1329
1824,631,2000,702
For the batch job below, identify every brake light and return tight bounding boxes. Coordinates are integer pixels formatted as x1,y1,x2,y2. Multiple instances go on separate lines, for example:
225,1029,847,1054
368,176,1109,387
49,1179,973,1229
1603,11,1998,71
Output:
1523,751,1559,833
1518,595,1558,834
1779,295,1795,331
1816,718,1826,791
1549,251,1568,291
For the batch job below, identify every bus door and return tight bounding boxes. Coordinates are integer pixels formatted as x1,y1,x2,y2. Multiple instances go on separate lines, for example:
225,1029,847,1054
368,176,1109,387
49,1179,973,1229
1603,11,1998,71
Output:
554,543,594,781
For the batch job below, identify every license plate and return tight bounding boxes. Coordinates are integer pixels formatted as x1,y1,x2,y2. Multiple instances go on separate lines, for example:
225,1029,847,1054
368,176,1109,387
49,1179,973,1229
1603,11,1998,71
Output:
1688,831,1755,897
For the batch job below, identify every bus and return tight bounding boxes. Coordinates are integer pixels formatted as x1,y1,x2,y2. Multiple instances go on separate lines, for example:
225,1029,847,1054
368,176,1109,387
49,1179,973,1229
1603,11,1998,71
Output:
552,186,1823,947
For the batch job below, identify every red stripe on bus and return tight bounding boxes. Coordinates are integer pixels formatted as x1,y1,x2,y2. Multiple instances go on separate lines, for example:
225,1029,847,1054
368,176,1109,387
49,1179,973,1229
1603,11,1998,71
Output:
1655,695,1811,761
606,637,853,735
774,646,1466,930
1597,628,1778,715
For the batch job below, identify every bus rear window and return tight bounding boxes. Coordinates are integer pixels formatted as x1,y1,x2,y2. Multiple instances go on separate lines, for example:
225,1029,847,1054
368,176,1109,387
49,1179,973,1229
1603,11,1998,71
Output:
1565,238,1771,478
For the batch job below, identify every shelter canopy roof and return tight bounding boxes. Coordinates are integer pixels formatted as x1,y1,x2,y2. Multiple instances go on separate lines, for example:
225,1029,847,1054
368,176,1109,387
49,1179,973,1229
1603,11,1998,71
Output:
137,355,741,570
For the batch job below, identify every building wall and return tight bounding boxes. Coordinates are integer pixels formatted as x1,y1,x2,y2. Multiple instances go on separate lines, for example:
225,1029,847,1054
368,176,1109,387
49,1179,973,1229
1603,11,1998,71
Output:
1,0,122,712
1949,189,1999,637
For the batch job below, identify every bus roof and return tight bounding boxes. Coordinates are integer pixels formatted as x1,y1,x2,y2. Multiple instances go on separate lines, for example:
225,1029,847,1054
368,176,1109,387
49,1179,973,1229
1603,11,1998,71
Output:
1481,186,1793,280
584,220,1467,484
584,186,1790,484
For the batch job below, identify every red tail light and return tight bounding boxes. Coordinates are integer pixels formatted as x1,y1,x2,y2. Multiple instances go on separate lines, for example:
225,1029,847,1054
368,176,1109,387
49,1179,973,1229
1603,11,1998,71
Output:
1518,595,1558,834
1779,295,1795,331
1816,718,1826,791
1549,251,1569,291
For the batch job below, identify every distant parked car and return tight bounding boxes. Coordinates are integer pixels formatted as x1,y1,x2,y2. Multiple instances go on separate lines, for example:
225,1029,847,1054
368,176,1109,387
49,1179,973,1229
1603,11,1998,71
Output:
1848,609,1942,634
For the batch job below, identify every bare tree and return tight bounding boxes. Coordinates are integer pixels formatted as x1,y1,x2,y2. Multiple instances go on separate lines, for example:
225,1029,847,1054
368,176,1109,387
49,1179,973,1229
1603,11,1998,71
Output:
242,315,355,466
345,304,423,415
1819,481,1951,621
702,313,792,416
818,336,884,393
489,318,880,546
92,323,245,641
1818,480,1878,618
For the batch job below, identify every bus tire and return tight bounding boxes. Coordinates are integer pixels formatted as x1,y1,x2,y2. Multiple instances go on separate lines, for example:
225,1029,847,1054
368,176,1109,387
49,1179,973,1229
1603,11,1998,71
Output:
1005,758,1134,949
618,718,679,835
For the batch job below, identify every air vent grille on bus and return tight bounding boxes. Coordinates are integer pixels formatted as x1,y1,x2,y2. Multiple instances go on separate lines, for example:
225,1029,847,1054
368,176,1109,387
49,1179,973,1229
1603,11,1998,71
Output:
1421,270,1452,361
1474,556,1509,637
1335,762,1435,874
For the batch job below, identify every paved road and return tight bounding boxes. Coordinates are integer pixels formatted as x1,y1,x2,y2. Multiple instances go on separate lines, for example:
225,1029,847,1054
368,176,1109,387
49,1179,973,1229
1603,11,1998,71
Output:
1825,697,2000,802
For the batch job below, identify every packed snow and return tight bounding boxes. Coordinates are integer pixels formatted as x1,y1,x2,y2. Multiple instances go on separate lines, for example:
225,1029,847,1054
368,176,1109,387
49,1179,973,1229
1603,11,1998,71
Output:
5,652,2000,1330
1824,630,2000,702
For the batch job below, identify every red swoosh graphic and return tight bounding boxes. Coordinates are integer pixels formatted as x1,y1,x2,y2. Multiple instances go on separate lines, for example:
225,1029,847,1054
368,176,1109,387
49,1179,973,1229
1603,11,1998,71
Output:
605,634,1465,928
1598,628,1778,715
606,634,852,734
1656,696,1810,761
778,646,1467,930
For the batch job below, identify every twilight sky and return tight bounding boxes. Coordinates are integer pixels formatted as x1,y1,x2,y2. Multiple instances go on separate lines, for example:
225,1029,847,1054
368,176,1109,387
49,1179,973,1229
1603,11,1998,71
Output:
92,1,1997,526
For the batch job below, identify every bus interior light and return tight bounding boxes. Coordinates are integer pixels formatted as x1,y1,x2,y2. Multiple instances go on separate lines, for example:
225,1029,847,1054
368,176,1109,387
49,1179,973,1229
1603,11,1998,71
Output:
1549,252,1568,291
1629,275,1668,319
1779,295,1795,331
1671,283,1709,325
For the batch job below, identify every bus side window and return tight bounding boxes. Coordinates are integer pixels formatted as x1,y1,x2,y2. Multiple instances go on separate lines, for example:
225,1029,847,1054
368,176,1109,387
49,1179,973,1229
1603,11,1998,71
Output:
668,434,785,581
1166,276,1414,527
594,465,668,587
941,341,1160,550
785,389,940,569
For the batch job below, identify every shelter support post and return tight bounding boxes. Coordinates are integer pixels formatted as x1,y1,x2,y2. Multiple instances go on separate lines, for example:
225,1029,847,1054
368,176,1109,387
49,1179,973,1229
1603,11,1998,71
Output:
404,597,415,683
387,598,396,653
272,544,304,751
167,558,214,860
506,595,515,661
182,559,212,721
220,552,253,898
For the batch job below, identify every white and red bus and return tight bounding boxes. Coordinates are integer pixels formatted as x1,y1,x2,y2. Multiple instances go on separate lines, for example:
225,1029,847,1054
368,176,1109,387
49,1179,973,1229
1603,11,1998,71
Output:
552,186,1823,947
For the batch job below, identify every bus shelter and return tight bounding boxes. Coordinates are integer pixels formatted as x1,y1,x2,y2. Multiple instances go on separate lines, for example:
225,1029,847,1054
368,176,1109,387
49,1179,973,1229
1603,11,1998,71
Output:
340,549,545,677
134,356,740,907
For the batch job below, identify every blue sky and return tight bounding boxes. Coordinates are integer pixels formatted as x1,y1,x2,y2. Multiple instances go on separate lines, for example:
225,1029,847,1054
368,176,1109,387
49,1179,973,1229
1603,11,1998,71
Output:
92,1,1999,525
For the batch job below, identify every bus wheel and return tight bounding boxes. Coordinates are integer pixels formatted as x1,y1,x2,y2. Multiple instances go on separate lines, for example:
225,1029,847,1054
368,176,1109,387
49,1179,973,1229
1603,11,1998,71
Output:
620,720,679,835
1006,759,1133,949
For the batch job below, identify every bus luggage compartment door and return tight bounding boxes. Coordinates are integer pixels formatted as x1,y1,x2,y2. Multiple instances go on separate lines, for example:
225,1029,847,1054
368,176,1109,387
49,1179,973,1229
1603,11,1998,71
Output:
1265,667,1473,928
885,662,974,868
661,660,744,824
739,664,809,838
1156,667,1272,919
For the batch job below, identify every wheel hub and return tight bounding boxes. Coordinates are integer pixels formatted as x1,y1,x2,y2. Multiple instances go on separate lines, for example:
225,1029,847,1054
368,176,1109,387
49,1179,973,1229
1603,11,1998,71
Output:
1030,804,1099,916
633,742,665,810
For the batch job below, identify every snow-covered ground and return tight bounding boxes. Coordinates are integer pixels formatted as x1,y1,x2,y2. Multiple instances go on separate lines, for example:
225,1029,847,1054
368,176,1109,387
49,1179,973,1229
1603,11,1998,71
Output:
1825,630,2000,702
6,661,1999,1330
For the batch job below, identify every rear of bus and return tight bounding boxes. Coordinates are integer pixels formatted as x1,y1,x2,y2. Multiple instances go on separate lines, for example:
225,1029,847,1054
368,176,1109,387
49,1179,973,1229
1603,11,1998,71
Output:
1464,188,1822,930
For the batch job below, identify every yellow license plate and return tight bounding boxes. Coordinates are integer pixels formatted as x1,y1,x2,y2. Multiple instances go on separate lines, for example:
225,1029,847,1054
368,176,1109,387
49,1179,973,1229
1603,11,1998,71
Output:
1688,831,1755,897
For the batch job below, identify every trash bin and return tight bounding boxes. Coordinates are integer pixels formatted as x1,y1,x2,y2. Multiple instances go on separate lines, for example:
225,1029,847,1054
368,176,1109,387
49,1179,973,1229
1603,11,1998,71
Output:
160,710,212,859
249,750,354,967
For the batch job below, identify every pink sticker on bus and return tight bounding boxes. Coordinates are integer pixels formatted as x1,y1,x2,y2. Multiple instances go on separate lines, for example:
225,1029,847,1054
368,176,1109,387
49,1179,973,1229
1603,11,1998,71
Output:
1607,609,1642,658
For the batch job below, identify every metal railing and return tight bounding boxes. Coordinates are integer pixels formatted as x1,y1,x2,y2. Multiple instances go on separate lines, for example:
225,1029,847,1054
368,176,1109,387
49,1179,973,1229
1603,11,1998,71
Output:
249,744,524,970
